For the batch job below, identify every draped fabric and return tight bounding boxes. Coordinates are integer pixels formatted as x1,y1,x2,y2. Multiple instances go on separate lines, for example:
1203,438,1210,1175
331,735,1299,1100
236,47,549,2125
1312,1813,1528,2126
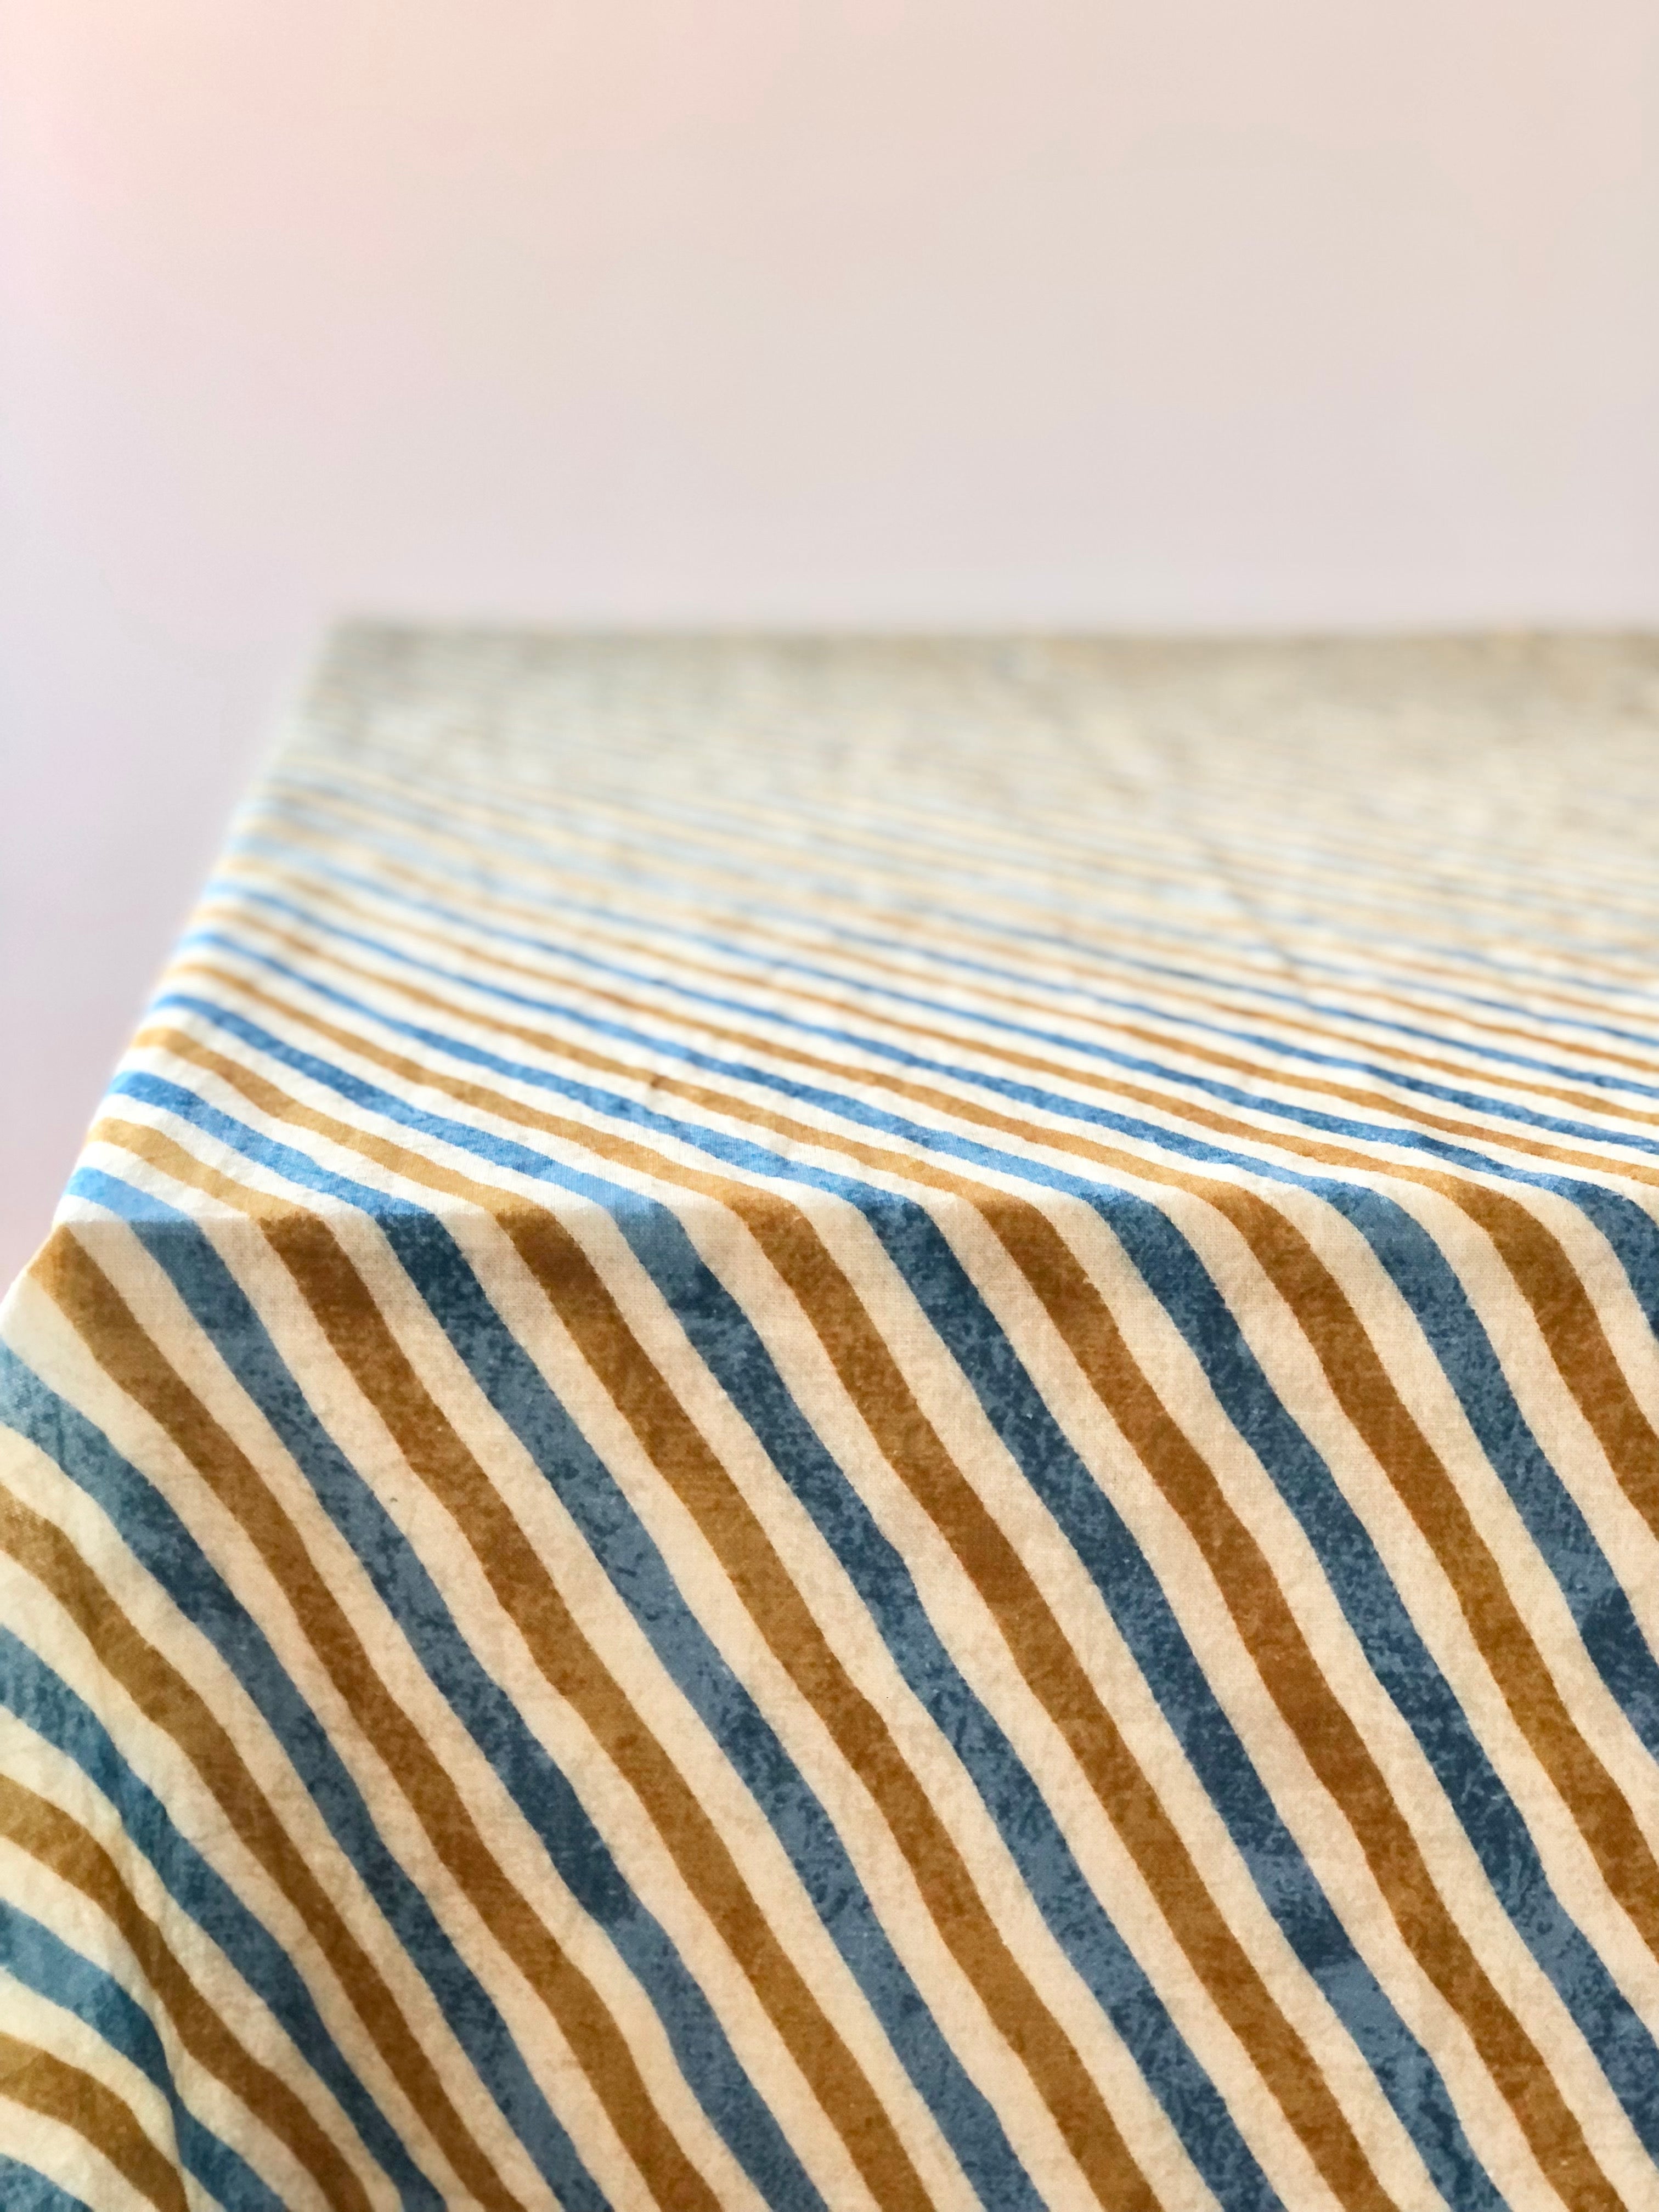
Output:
6,627,1659,2212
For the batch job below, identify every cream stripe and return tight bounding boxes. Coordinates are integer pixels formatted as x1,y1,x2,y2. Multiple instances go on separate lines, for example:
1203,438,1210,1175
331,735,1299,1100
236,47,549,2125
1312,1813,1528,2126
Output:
683,1182,1396,2212
1,1948,185,2206
133,1053,1194,2212
326,1197,979,2212
120,933,1637,2194
0,1833,336,2212
61,1206,723,2212
0,2064,157,2212
782,1158,1562,2208
0,1701,397,2212
1046,1190,1658,2203
0,1295,508,2209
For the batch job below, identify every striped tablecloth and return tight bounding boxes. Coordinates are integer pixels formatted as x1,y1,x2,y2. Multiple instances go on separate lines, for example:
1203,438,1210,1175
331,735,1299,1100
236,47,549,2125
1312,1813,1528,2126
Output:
6,629,1659,2212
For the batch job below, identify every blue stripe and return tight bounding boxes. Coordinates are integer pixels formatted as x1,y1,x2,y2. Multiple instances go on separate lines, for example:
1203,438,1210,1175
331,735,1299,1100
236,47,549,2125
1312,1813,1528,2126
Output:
428,944,1659,1771
183,923,1659,1751
0,1348,605,2212
377,1005,1659,2157
1308,1186,1659,1750
0,1900,282,2212
59,1164,887,2212
359,755,1659,970
0,2157,95,2212
217,831,1659,1137
376,917,1659,1786
460,985,1659,2153
133,1010,1506,2207
82,1108,1244,2209
253,771,1636,985
0,1614,435,2208
166,974,1659,2168
198,889,1659,1170
409,934,1659,1789
250,775,1659,1029
205,916,1659,1787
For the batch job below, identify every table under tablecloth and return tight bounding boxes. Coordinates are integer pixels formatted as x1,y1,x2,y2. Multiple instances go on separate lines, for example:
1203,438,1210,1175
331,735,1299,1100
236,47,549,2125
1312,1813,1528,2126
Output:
6,628,1659,2212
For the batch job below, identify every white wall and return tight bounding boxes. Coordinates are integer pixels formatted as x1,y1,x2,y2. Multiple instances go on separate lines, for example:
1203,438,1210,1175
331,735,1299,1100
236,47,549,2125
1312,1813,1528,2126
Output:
4,0,1658,1278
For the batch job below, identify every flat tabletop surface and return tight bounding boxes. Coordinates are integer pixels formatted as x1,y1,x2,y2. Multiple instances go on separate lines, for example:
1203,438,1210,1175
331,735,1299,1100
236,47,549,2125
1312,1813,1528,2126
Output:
6,629,1659,2212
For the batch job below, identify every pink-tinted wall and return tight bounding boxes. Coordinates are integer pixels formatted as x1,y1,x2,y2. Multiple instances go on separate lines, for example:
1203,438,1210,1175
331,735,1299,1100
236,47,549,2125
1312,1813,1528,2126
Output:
4,0,1658,1277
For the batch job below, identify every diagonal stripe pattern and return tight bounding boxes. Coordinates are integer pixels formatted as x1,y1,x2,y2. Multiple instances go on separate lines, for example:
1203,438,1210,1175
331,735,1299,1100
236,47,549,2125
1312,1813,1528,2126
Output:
6,626,1659,2210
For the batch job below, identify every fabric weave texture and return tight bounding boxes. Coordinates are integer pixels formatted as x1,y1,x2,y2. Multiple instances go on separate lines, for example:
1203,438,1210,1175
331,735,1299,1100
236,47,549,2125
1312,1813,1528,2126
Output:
5,628,1659,2211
